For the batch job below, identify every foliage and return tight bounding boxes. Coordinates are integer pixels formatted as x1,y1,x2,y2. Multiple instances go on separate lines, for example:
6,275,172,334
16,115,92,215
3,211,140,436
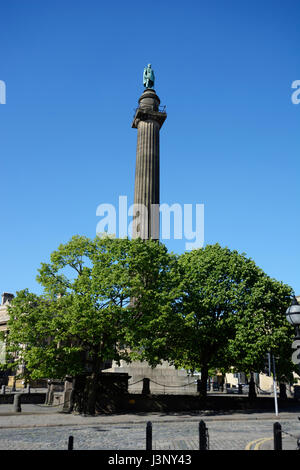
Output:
1,237,295,408
167,244,294,397
0,235,176,412
2,236,135,381
227,275,295,381
124,239,179,366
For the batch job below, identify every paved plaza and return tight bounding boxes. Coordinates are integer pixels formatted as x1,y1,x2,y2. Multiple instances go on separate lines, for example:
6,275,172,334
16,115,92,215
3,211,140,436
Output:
0,404,300,450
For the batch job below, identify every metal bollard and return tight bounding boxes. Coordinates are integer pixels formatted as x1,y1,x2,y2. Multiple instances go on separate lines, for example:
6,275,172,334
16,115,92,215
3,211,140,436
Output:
13,393,22,413
199,420,208,450
142,378,151,395
146,421,152,450
1,385,5,395
68,435,74,450
273,422,282,450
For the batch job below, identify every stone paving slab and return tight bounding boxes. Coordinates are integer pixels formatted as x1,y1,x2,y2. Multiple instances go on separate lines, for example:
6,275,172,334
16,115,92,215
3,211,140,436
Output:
0,404,300,428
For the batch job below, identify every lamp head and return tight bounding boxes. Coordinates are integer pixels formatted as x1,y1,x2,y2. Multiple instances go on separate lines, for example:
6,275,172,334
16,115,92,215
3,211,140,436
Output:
286,296,300,326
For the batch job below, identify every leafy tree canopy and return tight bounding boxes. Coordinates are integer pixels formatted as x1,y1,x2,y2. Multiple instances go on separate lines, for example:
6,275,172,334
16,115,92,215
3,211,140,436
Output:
166,244,294,397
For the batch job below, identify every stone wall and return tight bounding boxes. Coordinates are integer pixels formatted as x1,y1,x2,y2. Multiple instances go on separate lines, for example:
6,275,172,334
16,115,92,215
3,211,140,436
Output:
0,393,46,404
95,394,300,414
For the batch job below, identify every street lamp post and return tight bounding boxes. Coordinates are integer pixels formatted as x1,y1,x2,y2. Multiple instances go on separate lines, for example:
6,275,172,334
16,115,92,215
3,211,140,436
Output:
285,296,300,398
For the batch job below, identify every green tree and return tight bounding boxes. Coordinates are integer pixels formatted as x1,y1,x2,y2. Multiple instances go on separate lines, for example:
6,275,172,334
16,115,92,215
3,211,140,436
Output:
227,276,294,399
124,239,179,367
169,244,294,400
3,236,134,414
1,235,175,414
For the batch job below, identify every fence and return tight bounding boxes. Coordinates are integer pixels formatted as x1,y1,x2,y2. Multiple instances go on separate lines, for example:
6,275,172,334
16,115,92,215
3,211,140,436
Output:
1,379,290,397
133,105,167,117
273,421,300,451
128,378,270,395
128,378,199,395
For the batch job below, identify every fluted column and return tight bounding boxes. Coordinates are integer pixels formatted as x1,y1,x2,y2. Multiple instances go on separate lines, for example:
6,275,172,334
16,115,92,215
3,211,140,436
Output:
132,89,166,240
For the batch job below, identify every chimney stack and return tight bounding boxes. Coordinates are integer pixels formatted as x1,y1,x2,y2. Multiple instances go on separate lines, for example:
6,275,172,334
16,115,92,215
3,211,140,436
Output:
1,293,14,305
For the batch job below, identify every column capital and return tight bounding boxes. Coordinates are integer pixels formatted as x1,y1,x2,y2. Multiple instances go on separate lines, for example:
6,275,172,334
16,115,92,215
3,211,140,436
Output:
132,108,167,129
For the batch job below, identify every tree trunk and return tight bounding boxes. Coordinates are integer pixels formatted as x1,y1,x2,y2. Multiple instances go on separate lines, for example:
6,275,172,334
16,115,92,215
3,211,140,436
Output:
72,375,86,414
279,383,287,400
220,374,225,393
70,354,103,415
83,372,98,416
248,372,257,401
71,373,99,416
199,365,208,400
83,355,104,415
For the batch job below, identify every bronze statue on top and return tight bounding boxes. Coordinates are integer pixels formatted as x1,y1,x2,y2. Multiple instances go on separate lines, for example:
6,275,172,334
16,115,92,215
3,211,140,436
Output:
143,64,155,89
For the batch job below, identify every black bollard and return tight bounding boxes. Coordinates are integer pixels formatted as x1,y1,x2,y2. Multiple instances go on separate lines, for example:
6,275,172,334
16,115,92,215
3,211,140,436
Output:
13,393,22,413
68,435,74,450
142,378,151,395
199,420,208,450
146,421,152,450
273,422,282,450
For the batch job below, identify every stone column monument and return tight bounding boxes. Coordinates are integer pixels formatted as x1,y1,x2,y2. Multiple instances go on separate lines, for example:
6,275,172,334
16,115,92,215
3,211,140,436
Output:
104,66,197,394
131,65,166,240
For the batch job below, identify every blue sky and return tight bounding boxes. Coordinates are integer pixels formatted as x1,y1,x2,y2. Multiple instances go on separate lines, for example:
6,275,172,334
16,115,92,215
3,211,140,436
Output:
0,0,299,296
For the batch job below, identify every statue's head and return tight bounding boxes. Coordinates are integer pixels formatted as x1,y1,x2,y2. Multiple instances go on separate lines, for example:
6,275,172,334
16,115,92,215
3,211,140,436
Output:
147,64,151,69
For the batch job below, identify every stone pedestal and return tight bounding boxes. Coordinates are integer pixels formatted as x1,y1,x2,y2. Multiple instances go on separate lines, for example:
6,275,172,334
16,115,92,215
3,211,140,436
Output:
62,376,74,413
105,360,198,395
45,379,64,405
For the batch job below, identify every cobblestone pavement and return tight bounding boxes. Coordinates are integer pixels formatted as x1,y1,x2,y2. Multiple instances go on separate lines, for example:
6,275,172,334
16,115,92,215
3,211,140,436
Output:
0,406,300,450
0,419,299,450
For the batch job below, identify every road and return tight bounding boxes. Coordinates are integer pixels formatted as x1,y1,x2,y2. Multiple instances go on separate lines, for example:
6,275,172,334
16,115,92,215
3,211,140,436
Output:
0,405,299,450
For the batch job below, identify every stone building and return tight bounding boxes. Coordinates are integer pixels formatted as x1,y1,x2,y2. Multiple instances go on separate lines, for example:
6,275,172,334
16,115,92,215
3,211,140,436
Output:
0,293,15,386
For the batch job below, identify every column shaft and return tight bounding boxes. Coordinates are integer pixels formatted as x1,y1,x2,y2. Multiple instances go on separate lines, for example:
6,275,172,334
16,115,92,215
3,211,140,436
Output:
133,120,160,240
